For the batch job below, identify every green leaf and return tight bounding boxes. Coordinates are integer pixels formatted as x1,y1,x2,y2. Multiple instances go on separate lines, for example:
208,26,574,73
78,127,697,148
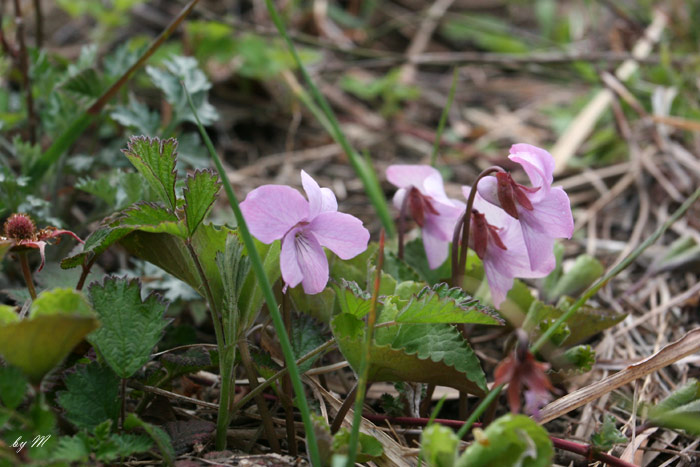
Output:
0,313,98,383
77,170,146,210
591,415,627,451
545,254,604,302
330,242,378,289
291,314,325,373
29,288,93,318
457,414,553,467
87,277,170,378
124,413,175,466
333,315,487,395
60,68,104,98
403,237,452,284
649,379,700,434
332,429,384,463
110,94,161,135
183,169,221,236
216,234,251,339
0,304,19,324
0,366,28,409
396,283,502,325
421,424,459,467
289,286,336,324
555,345,595,373
334,281,372,318
122,136,178,211
57,362,120,431
54,433,91,462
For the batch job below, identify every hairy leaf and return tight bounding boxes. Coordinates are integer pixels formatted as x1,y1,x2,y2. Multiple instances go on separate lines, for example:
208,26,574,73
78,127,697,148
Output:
122,136,178,211
88,277,170,378
397,283,502,325
291,314,326,373
591,415,627,451
183,169,221,236
57,363,120,431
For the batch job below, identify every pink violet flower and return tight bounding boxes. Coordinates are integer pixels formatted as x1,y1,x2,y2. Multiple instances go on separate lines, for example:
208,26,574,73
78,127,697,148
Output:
240,171,370,294
477,144,574,271
1,213,84,272
462,187,554,308
386,165,464,269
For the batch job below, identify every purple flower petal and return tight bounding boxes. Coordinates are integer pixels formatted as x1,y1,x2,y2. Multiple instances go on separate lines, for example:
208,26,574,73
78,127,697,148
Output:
280,228,305,290
476,176,499,207
295,231,330,294
509,144,555,190
422,199,464,242
309,211,369,260
302,170,337,218
422,231,449,269
386,165,440,191
519,186,573,238
240,185,309,243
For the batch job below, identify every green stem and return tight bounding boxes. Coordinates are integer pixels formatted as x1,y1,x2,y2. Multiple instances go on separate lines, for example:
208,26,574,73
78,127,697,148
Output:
18,251,37,299
263,0,395,237
430,68,459,167
346,230,385,466
28,0,201,181
185,241,229,449
184,86,321,466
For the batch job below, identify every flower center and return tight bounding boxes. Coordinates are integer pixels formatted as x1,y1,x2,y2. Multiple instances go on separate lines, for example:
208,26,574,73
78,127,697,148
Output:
3,213,36,241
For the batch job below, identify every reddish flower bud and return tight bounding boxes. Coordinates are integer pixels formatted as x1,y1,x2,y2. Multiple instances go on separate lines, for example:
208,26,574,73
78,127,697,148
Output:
407,186,439,228
471,210,507,260
3,213,36,241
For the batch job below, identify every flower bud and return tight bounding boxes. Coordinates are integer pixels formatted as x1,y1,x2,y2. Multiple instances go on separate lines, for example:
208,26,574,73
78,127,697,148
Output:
3,213,36,241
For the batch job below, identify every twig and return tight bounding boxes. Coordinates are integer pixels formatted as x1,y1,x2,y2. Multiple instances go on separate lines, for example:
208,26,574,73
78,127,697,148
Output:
32,0,41,48
12,0,36,145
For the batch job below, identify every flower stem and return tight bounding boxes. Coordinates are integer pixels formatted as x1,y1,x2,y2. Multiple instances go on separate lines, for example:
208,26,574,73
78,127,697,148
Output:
184,84,322,466
451,166,504,286
346,230,385,466
18,251,37,299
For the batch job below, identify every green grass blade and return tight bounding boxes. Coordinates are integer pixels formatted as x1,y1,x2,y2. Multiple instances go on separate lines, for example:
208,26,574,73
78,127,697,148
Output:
183,84,322,466
264,0,396,236
430,68,459,167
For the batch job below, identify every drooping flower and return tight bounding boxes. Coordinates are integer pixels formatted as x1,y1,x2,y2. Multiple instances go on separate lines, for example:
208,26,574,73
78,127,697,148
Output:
386,165,464,269
1,213,84,271
462,187,554,307
494,330,555,418
240,171,369,294
477,144,574,271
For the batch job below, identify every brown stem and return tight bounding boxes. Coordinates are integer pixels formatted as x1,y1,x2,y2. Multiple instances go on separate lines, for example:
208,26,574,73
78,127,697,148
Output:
330,382,359,434
419,383,436,417
18,252,37,299
32,0,41,48
238,339,281,452
75,257,96,291
12,0,36,145
451,166,504,287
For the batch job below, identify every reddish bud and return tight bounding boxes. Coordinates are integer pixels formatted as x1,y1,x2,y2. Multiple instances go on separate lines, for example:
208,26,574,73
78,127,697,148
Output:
471,211,489,259
3,213,36,241
407,187,439,228
496,173,519,219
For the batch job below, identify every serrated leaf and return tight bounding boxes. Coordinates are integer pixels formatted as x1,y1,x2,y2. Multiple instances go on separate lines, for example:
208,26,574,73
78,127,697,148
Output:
57,362,120,431
333,281,372,318
422,424,459,467
0,366,28,409
591,415,627,451
384,251,422,283
88,277,170,378
122,136,178,211
124,414,175,466
0,313,98,383
457,414,553,467
291,314,326,373
53,434,91,462
77,170,145,210
61,225,134,269
183,169,221,236
333,316,487,395
60,68,104,98
560,345,595,372
29,288,93,318
397,283,501,325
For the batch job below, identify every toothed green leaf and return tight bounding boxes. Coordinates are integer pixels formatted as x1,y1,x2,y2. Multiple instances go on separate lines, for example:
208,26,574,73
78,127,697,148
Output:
57,362,120,431
183,169,221,236
397,283,502,325
87,277,170,378
122,136,178,211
